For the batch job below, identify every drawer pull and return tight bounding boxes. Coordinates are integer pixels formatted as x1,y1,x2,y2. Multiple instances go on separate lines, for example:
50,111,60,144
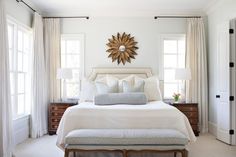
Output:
52,112,64,116
189,108,194,111
52,125,58,129
53,119,58,122
52,107,58,110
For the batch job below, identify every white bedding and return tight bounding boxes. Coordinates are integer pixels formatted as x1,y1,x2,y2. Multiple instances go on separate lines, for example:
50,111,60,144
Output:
56,101,196,148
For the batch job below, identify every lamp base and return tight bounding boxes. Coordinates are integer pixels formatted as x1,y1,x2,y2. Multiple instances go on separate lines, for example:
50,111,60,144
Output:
62,79,67,102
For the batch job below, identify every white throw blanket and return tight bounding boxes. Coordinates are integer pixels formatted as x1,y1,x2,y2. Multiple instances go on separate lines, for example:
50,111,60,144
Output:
57,101,196,148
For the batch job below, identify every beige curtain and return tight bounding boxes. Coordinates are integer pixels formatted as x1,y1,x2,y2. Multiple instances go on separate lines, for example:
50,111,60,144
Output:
0,0,13,156
44,18,61,102
186,18,208,133
31,13,49,138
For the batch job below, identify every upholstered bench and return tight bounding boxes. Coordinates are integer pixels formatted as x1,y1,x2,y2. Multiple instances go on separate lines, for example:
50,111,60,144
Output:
64,129,189,157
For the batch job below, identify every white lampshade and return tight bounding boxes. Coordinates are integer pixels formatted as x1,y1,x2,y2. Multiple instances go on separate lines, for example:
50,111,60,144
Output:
175,68,191,80
57,68,73,79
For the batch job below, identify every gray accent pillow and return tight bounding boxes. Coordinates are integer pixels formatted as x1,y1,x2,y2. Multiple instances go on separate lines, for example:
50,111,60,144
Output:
122,80,145,93
95,82,118,94
94,93,147,105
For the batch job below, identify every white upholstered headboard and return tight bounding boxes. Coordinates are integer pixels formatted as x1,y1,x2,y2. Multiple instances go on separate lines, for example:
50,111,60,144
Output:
88,67,153,81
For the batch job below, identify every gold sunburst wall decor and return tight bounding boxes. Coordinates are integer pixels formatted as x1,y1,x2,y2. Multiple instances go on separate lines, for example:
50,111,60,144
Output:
106,32,138,65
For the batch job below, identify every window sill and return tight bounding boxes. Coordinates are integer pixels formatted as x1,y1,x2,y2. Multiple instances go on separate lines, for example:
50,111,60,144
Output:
13,114,30,121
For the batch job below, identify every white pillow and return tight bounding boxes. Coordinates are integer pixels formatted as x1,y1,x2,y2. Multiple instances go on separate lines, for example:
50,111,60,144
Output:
95,75,119,94
135,76,162,101
122,80,145,93
79,79,97,103
80,75,119,102
118,75,135,92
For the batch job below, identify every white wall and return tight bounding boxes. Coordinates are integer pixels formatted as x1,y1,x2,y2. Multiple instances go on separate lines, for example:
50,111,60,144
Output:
61,17,187,77
13,116,30,145
5,0,34,145
5,0,34,27
207,0,236,135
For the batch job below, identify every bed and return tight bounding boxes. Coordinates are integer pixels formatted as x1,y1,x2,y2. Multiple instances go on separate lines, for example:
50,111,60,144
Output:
56,67,196,156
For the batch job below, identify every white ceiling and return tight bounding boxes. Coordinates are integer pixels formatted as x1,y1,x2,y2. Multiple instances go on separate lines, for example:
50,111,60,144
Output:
28,0,220,17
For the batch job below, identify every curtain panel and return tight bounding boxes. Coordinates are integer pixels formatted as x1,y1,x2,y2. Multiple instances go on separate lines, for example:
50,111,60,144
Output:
186,18,208,133
0,0,13,156
44,18,61,102
31,13,49,138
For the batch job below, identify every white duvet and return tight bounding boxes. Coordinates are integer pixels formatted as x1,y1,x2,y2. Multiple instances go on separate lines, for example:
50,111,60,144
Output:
56,101,196,148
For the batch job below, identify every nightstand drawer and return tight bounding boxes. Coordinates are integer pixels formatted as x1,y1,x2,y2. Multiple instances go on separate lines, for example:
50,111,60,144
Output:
51,124,59,130
51,112,65,117
191,125,198,131
183,112,198,118
177,106,197,112
188,118,198,125
50,117,62,123
51,105,70,111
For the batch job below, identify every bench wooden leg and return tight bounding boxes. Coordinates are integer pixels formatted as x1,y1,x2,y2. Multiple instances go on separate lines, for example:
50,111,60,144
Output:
184,149,188,157
122,150,128,157
181,149,188,157
64,148,70,157
174,152,177,157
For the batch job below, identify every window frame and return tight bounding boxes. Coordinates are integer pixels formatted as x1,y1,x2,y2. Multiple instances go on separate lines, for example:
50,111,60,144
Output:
7,16,33,119
160,34,186,100
61,34,85,99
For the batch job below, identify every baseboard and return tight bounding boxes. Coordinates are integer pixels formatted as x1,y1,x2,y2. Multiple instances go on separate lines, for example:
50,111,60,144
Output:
208,121,217,136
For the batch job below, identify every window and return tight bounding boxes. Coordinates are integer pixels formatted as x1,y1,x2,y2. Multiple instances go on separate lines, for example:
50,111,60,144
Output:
61,34,84,98
8,18,32,118
161,35,186,99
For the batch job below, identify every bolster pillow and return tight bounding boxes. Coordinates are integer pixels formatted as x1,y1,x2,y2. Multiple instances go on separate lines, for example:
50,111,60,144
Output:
94,93,147,105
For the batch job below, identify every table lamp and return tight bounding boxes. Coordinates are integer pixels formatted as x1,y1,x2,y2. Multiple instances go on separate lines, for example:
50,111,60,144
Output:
57,68,73,101
175,68,191,102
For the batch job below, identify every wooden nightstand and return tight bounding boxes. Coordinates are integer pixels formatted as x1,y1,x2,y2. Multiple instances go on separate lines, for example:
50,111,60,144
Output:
48,101,78,135
171,103,199,136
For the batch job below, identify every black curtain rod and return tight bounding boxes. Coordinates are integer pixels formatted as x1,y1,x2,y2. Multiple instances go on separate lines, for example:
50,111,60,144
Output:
16,0,36,12
43,16,89,19
154,16,201,19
